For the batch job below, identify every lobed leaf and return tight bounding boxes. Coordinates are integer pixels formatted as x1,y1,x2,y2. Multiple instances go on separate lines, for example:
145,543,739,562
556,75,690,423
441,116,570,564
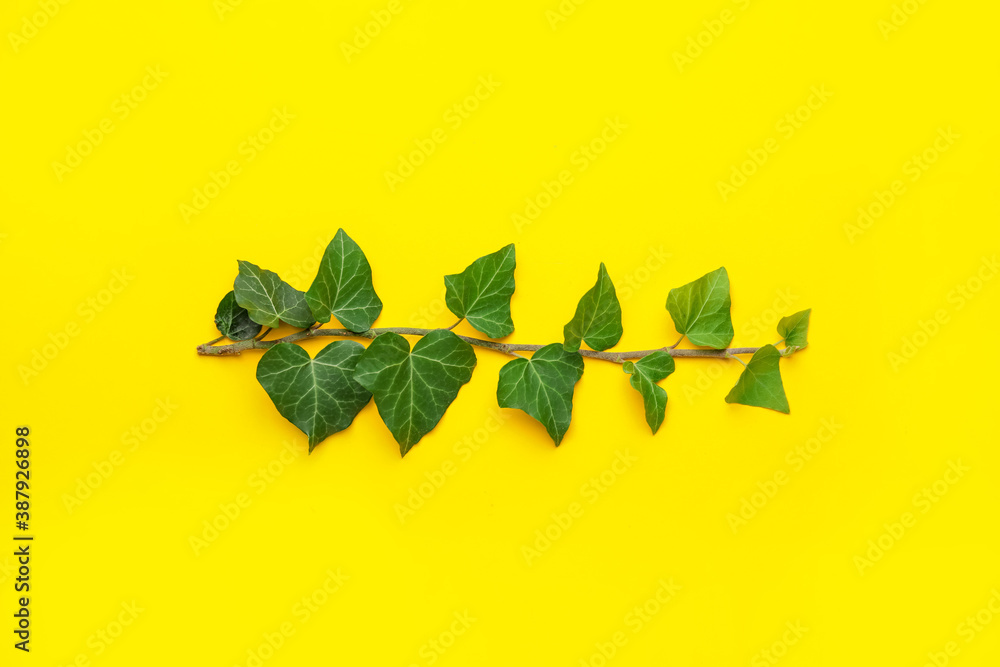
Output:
623,351,675,434
215,290,262,341
256,341,372,451
353,330,477,456
563,263,623,352
725,344,789,414
666,267,734,349
305,229,383,332
234,260,314,329
497,344,585,445
777,308,811,351
444,244,516,338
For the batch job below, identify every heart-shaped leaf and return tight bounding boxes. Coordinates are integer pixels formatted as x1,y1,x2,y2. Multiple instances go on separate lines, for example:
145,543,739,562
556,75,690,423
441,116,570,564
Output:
497,344,584,445
305,229,383,332
234,260,314,328
256,341,372,451
444,244,516,338
623,351,675,434
353,330,477,456
725,344,789,413
666,267,734,349
215,290,262,341
563,263,623,352
778,308,811,351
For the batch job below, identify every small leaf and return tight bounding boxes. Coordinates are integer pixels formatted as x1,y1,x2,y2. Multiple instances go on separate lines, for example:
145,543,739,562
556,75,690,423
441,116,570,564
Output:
666,267,734,349
305,229,383,332
725,345,789,414
623,351,675,434
444,244,516,338
215,290,262,341
256,341,372,452
353,330,477,456
563,263,623,352
778,308,811,351
497,344,584,445
234,260,315,328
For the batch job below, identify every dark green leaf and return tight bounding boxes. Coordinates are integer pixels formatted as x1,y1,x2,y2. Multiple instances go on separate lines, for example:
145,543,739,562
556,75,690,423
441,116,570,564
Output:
623,351,675,434
563,263,623,352
778,308,811,351
725,344,789,413
666,267,734,349
353,330,477,456
214,290,262,341
497,344,585,445
234,260,314,328
305,229,383,332
444,244,516,338
256,341,372,452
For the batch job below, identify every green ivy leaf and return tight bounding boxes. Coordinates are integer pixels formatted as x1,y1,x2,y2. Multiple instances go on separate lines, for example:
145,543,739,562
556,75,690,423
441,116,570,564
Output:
623,351,675,434
497,344,585,445
666,267,734,349
214,290,262,341
234,260,315,329
255,341,372,452
725,344,789,414
778,308,811,351
444,244,516,338
563,263,623,352
305,229,383,332
353,330,477,456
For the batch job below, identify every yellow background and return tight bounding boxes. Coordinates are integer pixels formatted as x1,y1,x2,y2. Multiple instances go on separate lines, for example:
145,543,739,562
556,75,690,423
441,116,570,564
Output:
2,0,999,664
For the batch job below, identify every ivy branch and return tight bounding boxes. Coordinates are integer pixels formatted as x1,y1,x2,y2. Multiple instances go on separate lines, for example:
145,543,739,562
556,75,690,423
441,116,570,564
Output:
197,326,764,362
198,229,812,456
